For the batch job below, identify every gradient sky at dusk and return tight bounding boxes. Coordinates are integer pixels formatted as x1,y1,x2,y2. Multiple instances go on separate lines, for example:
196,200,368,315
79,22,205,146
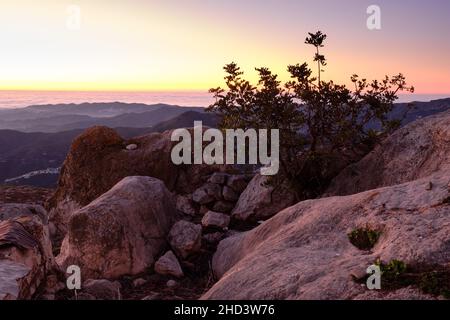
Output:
1,0,449,93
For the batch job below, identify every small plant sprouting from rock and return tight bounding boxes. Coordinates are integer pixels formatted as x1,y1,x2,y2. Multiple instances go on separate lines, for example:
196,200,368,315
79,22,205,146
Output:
376,259,407,283
348,227,381,250
366,259,450,298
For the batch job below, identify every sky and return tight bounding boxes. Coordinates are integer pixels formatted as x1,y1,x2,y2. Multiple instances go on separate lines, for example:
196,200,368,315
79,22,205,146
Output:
0,0,449,94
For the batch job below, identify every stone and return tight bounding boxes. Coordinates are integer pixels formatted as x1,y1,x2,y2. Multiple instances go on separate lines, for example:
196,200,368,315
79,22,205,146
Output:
0,204,56,300
142,292,161,300
166,280,178,288
208,173,228,185
57,176,177,279
231,174,296,222
132,278,147,287
48,127,229,239
154,251,184,278
176,195,197,216
168,221,202,259
126,144,138,150
192,188,214,205
325,110,450,197
203,171,450,300
202,211,230,229
192,183,222,205
83,279,121,300
222,186,239,202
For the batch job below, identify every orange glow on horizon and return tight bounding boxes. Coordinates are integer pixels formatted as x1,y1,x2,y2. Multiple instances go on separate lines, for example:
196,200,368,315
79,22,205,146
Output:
0,1,449,95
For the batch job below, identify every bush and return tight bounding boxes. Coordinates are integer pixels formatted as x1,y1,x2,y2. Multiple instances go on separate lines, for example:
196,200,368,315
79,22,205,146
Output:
208,31,414,200
348,227,381,250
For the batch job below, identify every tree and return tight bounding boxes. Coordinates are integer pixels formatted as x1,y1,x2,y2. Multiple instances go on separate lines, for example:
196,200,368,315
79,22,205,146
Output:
208,31,414,200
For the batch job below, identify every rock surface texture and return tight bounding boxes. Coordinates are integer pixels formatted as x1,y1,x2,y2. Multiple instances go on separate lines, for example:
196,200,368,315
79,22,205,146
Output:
48,126,228,237
325,110,450,197
0,204,55,300
203,171,450,299
57,176,176,279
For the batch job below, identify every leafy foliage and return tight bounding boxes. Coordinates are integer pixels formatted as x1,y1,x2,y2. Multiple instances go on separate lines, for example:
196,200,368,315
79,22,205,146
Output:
348,227,381,250
208,31,414,199
371,259,450,298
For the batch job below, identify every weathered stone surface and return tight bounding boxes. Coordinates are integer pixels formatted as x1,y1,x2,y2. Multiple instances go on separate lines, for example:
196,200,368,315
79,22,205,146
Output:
193,183,222,205
231,174,296,222
57,176,176,279
192,188,214,205
222,186,239,202
168,221,202,259
132,278,147,288
203,172,450,300
176,195,197,216
154,251,184,278
325,110,450,197
202,211,230,229
83,279,121,300
208,173,228,185
0,204,55,300
48,127,228,238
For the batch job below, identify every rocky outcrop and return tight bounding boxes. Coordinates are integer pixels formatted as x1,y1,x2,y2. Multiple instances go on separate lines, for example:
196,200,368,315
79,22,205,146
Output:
325,110,450,197
48,126,228,238
203,171,450,300
57,176,176,279
0,204,55,300
231,174,297,223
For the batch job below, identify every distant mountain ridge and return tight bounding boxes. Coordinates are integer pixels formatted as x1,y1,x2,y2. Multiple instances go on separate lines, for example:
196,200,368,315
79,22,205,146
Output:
0,110,219,187
0,102,203,132
0,98,449,188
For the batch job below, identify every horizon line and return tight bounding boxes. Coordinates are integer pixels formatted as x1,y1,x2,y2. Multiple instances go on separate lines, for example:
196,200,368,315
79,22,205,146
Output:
1,89,450,96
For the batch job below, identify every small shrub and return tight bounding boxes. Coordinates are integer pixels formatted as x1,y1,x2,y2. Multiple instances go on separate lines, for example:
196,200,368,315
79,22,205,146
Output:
419,270,450,298
348,227,381,250
365,260,450,298
374,259,410,290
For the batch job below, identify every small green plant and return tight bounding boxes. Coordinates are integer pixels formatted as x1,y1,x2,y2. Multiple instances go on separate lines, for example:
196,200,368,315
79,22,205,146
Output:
369,260,450,298
348,227,381,250
419,270,450,298
373,259,409,290
379,259,407,277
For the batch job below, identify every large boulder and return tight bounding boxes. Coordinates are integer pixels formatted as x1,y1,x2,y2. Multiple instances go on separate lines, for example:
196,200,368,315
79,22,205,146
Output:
0,204,55,300
325,110,450,197
56,176,176,279
203,171,450,300
231,174,296,223
48,126,228,238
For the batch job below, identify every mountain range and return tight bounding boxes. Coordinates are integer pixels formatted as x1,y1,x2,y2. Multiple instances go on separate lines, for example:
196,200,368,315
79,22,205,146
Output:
0,98,448,187
0,103,219,187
